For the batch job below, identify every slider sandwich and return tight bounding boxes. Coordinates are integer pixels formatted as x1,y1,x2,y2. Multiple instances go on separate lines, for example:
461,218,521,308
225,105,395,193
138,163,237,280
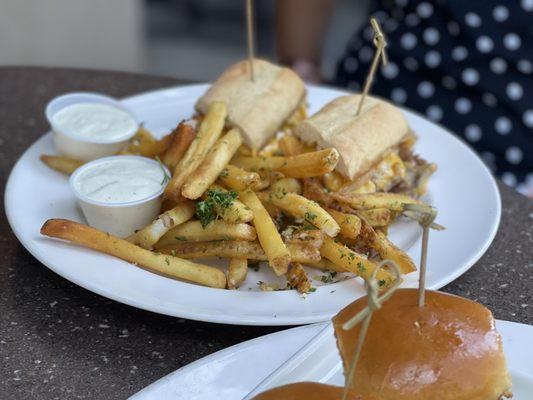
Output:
254,289,512,400
294,95,436,197
196,58,306,150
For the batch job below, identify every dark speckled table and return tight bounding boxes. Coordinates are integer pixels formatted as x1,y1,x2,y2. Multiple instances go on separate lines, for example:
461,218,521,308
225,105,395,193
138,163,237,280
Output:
1,67,532,400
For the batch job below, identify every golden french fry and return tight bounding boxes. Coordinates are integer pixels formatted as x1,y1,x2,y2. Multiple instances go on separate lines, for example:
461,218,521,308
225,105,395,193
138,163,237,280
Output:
40,155,84,175
270,178,302,195
227,258,247,289
41,219,226,288
325,208,361,239
279,134,305,156
232,148,339,178
358,218,416,274
271,193,340,237
205,184,253,223
162,121,196,169
127,201,196,249
165,102,227,201
155,220,256,247
258,136,281,157
354,208,392,227
182,128,242,199
306,258,347,273
158,240,320,264
238,189,291,275
287,263,311,294
120,126,157,155
320,236,394,287
236,144,252,156
331,192,421,211
282,226,323,249
322,171,345,192
218,164,260,191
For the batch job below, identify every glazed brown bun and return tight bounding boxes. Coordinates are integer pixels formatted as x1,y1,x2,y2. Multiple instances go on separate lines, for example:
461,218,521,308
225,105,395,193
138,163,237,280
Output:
196,58,306,149
333,288,512,400
252,382,363,400
294,95,408,180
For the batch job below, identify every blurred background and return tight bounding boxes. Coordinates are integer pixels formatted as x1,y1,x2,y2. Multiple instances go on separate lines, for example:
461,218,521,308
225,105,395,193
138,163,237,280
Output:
0,0,366,81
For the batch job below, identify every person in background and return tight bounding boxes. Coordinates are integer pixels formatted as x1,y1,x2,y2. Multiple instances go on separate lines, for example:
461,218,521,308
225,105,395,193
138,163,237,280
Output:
277,0,532,196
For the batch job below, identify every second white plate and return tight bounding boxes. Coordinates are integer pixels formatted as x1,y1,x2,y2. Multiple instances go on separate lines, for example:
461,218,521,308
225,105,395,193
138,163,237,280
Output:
5,84,501,325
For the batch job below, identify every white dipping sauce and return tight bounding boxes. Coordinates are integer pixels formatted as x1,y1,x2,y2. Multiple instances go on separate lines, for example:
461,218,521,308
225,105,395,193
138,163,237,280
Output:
52,103,137,141
73,157,165,203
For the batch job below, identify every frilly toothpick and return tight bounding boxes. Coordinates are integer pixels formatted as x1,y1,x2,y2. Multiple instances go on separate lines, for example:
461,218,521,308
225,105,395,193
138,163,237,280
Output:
356,17,388,116
246,0,255,82
341,260,402,400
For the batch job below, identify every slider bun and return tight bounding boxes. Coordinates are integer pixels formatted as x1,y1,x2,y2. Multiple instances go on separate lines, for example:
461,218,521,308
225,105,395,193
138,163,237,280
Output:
196,58,306,149
333,288,512,400
252,382,365,400
294,95,408,180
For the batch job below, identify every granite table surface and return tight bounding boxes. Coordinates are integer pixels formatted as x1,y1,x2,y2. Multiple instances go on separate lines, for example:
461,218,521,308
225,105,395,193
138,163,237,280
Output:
1,67,532,400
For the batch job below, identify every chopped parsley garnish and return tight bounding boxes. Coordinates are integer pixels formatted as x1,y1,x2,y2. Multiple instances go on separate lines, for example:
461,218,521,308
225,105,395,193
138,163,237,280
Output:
195,188,238,227
320,271,338,283
155,156,171,185
175,236,187,241
378,279,386,287
219,168,229,178
357,262,366,273
304,212,317,221
309,287,317,293
164,257,170,266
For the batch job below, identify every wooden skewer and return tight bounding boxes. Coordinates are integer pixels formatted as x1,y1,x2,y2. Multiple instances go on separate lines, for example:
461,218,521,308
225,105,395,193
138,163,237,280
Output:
356,17,388,116
246,0,255,82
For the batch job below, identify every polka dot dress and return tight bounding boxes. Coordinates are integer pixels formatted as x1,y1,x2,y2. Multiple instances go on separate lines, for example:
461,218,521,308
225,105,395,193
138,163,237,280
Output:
334,0,533,195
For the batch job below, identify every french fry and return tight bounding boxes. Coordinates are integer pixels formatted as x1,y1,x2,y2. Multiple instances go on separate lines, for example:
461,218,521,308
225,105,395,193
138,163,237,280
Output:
358,218,416,274
205,184,253,223
158,240,320,264
231,148,339,178
120,126,157,155
162,121,196,169
271,193,340,237
320,236,394,287
127,201,196,249
306,258,347,273
331,192,421,211
258,136,281,157
270,178,302,195
287,263,311,294
40,219,226,288
155,220,256,247
325,208,361,239
218,164,260,191
322,171,345,192
236,144,252,156
279,134,305,156
182,129,242,199
227,258,247,290
40,155,84,175
238,189,291,275
282,227,323,249
164,102,227,200
354,208,392,227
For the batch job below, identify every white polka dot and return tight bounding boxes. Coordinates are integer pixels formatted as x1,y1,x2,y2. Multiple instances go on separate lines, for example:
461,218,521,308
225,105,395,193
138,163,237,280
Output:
401,33,418,50
417,81,435,98
462,68,479,86
452,46,468,62
506,147,523,165
359,46,373,62
423,28,440,46
383,18,399,33
447,21,460,36
506,82,524,100
403,57,419,72
455,98,472,114
426,105,443,121
343,57,359,73
490,58,507,74
442,76,457,90
391,88,407,104
517,60,533,74
381,62,399,79
502,172,517,187
476,36,494,53
416,2,434,18
464,12,482,27
522,0,533,11
495,116,512,134
425,51,441,68
482,92,498,107
504,33,521,51
405,13,420,27
465,124,482,142
493,5,509,22
523,110,533,127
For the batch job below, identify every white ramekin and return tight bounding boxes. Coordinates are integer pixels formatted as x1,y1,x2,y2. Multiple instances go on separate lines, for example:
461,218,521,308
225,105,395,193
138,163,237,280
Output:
69,155,168,238
45,92,139,161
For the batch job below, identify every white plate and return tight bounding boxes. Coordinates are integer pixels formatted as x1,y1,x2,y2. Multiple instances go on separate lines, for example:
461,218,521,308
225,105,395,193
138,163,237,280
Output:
130,319,533,400
5,84,501,325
